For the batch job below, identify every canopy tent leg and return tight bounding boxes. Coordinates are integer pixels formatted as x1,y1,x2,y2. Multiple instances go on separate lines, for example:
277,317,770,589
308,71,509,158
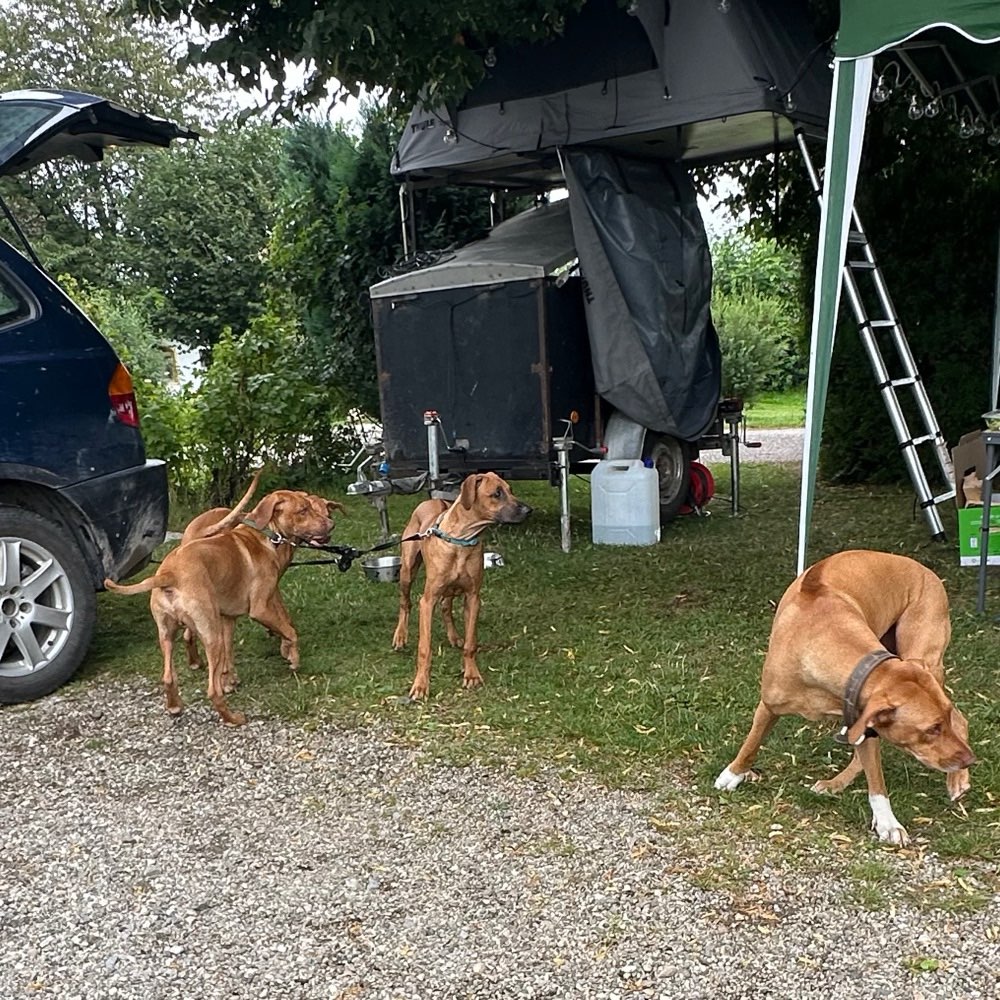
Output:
797,57,956,571
796,58,873,574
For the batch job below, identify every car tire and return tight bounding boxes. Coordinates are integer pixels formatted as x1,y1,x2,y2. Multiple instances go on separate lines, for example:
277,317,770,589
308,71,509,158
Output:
642,433,694,525
0,506,96,703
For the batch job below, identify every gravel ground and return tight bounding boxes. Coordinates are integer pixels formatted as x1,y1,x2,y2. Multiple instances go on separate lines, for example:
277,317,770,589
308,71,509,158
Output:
1,679,997,1000
702,428,804,466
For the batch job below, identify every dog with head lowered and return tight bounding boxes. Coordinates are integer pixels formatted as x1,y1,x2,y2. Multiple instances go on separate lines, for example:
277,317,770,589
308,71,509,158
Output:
105,476,345,726
392,472,531,700
715,549,974,845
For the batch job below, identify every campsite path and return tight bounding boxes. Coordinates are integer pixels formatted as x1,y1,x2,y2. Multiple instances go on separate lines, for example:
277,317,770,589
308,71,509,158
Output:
703,427,804,465
0,679,995,1000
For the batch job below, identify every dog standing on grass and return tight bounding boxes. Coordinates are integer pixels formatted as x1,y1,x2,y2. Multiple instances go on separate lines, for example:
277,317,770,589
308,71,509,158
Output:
392,472,531,700
105,479,346,726
714,549,974,845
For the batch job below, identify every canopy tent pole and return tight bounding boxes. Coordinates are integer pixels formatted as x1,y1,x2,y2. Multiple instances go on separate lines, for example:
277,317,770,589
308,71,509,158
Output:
796,57,874,574
991,227,1000,413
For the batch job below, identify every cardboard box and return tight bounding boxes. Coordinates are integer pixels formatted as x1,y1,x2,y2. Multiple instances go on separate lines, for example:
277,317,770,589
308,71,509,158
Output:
951,430,1000,565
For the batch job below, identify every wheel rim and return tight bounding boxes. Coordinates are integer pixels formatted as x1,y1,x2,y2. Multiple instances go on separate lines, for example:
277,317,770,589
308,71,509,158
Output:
0,537,75,677
647,437,687,507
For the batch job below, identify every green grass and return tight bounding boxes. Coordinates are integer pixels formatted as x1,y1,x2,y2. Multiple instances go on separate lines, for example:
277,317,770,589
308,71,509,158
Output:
745,387,806,428
82,461,1000,873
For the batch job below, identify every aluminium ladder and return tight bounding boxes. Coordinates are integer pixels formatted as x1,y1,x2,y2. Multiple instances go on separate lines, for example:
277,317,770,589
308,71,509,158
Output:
796,132,955,540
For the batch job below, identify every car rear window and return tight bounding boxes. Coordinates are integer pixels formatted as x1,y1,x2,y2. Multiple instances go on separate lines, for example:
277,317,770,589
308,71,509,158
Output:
0,102,60,168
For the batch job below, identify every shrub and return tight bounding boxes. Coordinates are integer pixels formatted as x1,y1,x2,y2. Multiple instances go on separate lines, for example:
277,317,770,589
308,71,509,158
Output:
712,291,801,403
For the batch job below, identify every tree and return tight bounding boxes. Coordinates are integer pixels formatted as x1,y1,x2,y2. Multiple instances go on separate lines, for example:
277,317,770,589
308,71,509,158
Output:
269,104,491,416
0,0,231,284
131,0,585,109
119,121,285,353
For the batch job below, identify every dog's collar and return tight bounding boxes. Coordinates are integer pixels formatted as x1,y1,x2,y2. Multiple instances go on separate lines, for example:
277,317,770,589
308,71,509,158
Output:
427,524,481,547
834,649,899,745
240,518,293,547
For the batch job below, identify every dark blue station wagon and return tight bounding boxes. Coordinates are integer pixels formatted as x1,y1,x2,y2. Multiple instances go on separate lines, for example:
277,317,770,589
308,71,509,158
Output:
0,89,195,702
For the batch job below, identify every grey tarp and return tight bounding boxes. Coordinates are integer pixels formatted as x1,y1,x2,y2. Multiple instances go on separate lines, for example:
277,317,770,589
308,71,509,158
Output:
392,0,831,187
565,150,719,439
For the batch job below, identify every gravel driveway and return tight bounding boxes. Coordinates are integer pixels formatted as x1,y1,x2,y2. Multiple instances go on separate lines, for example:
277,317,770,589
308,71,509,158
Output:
1,679,996,1000
702,428,804,466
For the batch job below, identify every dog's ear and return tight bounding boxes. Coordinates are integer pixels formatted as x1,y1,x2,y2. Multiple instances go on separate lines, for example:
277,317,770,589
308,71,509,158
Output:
247,493,284,529
326,499,348,517
845,699,897,745
459,474,482,510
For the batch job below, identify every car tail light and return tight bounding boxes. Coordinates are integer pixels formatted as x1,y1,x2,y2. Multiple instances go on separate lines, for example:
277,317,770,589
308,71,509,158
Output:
108,362,140,427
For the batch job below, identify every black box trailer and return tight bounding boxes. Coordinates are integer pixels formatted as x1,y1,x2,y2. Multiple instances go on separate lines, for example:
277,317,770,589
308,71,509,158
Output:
370,201,600,481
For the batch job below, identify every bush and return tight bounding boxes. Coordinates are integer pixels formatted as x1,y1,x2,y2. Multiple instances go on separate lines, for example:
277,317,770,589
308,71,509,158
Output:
712,291,802,403
187,314,358,506
58,275,169,381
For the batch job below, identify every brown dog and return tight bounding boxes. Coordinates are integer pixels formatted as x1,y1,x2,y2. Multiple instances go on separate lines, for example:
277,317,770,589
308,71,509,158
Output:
392,472,531,700
715,550,974,845
105,486,345,725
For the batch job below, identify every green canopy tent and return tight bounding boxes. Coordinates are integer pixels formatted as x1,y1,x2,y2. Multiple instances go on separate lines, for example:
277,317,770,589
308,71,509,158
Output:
798,0,1000,573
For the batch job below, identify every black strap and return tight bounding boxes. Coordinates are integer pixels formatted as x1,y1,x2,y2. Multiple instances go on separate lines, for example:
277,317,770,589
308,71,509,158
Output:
833,649,898,744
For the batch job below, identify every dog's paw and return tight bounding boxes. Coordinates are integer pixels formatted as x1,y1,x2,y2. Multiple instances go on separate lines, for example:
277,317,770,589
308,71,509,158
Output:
391,632,408,652
869,794,909,846
407,683,429,701
810,778,839,795
947,769,971,802
462,673,484,690
714,766,747,791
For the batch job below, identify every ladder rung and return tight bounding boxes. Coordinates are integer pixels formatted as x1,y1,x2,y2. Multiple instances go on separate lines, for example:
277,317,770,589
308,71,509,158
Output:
847,230,867,244
930,489,957,504
848,259,877,271
870,319,897,328
889,376,919,388
900,434,937,448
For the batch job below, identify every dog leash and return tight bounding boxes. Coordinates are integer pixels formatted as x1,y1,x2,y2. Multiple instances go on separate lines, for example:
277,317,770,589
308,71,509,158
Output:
833,649,899,745
240,516,481,573
299,522,483,571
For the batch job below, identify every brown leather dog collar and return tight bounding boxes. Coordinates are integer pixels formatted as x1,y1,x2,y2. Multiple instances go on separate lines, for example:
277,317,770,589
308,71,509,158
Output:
834,649,899,745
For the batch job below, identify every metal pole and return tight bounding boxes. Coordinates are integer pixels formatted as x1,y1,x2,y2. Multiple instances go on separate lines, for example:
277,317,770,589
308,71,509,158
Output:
556,441,572,553
727,413,741,515
423,410,440,486
991,228,1000,412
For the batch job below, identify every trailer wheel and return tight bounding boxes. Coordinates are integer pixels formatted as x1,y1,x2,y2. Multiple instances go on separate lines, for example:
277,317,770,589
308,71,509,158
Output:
642,433,693,524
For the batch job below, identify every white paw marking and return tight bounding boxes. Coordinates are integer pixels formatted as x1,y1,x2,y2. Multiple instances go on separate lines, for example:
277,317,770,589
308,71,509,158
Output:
714,766,746,791
869,794,909,846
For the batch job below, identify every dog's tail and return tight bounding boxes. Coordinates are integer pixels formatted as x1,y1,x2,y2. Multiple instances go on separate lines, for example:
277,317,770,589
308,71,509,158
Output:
200,466,265,538
104,571,175,595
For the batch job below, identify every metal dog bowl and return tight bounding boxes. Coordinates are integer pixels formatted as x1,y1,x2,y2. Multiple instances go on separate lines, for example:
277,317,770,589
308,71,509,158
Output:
362,555,401,583
483,551,505,569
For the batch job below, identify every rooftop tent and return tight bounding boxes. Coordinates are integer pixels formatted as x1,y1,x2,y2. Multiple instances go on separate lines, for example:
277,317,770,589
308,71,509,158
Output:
798,1,1000,572
392,0,833,189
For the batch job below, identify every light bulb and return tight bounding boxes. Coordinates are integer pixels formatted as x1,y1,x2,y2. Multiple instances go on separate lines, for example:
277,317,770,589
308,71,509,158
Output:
923,97,941,118
484,47,497,68
443,128,459,145
907,95,923,120
872,76,890,103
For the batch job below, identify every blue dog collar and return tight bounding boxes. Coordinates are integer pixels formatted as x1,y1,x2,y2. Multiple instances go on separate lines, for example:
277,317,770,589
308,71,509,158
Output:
428,524,481,547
